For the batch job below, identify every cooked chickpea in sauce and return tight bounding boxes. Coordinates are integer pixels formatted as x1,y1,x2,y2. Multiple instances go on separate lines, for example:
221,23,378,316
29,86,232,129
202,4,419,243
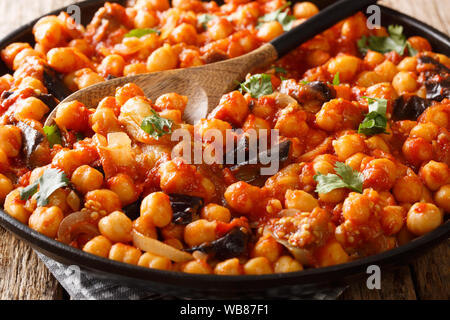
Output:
0,0,448,275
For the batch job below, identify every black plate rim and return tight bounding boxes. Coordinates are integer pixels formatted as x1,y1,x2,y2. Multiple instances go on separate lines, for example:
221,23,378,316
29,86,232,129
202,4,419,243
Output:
0,0,449,293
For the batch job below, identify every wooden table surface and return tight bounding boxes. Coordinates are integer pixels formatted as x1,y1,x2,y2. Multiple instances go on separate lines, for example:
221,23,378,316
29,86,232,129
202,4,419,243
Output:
0,0,449,300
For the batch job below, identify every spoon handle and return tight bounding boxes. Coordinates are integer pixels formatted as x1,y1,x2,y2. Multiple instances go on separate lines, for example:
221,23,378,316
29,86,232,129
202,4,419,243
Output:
271,0,378,57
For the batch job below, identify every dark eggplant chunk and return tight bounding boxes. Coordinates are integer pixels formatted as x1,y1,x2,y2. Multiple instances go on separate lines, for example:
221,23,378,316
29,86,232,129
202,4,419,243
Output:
393,95,431,121
16,121,45,161
122,200,141,220
43,67,71,101
307,81,336,102
106,75,116,80
1,91,13,100
229,139,291,170
418,56,450,73
418,56,450,102
424,77,450,101
37,93,59,110
169,194,204,225
185,227,249,260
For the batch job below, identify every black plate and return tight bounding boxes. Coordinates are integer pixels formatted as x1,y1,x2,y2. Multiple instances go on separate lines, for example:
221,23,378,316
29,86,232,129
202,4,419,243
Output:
0,0,449,299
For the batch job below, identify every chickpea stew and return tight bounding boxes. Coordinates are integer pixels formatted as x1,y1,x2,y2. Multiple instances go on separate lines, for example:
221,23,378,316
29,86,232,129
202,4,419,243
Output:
0,1,449,276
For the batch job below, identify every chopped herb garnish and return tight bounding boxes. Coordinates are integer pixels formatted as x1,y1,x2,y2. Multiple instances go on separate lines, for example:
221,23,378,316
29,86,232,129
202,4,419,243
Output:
358,25,415,56
43,125,62,148
239,74,273,98
198,14,216,29
258,2,295,31
314,162,364,194
141,110,174,139
358,97,389,136
124,28,160,38
332,72,340,86
20,168,69,206
271,66,287,74
300,80,310,85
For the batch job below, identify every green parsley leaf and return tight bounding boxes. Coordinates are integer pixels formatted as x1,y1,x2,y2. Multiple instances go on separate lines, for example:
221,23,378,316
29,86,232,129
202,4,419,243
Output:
300,80,310,85
272,66,287,74
43,125,62,148
358,97,389,136
20,168,70,207
406,42,418,56
258,2,295,31
332,72,340,86
141,110,174,139
124,28,160,38
357,25,415,56
198,14,216,30
314,162,364,194
239,74,273,98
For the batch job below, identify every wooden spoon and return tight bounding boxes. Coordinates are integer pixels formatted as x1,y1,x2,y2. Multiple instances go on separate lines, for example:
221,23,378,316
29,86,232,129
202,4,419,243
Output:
45,0,377,126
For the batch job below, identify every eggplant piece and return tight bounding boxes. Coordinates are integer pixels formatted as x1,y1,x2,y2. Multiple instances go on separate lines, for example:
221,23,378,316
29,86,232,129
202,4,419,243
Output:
43,67,71,101
169,194,204,225
418,56,450,73
418,56,450,102
307,81,336,102
185,227,249,260
393,95,431,121
424,77,450,101
37,93,59,110
16,121,45,161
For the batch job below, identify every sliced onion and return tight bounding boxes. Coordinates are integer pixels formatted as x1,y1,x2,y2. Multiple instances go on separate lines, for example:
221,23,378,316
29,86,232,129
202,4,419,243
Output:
132,230,194,263
265,228,314,266
298,137,332,162
277,209,301,218
57,211,100,244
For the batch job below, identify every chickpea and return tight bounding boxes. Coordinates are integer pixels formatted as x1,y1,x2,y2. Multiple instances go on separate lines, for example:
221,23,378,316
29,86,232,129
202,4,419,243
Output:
407,36,431,53
4,188,31,224
251,234,283,263
47,47,90,73
33,16,63,49
397,57,418,72
133,217,158,239
305,49,330,67
208,18,234,41
124,63,148,76
363,158,397,190
345,152,366,171
410,122,439,142
285,189,318,212
161,223,184,241
181,260,213,274
18,77,47,93
224,181,261,215
47,188,70,214
85,189,122,214
71,165,103,194
392,71,418,94
243,257,273,275
140,192,173,228
327,55,361,82
109,243,141,265
393,174,423,203
91,106,121,135
434,185,450,213
315,240,349,267
115,83,145,106
293,2,319,19
107,174,138,206
274,106,309,138
13,48,43,71
138,252,172,271
333,134,365,161
69,39,94,57
184,219,216,247
164,238,184,250
98,211,133,243
214,258,243,275
137,0,170,11
315,99,363,132
98,55,125,78
365,82,398,101
365,136,389,153
83,235,112,258
380,206,406,235
154,92,188,113
343,192,372,224
147,44,178,72
374,60,398,82
201,204,231,223
364,50,385,69
257,21,284,42
407,203,443,236
55,101,88,131
29,206,64,238
0,125,22,158
134,10,158,29
419,161,450,191
319,188,346,203
1,42,32,68
274,256,303,273
0,174,13,204
74,68,104,90
208,91,249,126
355,71,383,87
402,137,433,165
